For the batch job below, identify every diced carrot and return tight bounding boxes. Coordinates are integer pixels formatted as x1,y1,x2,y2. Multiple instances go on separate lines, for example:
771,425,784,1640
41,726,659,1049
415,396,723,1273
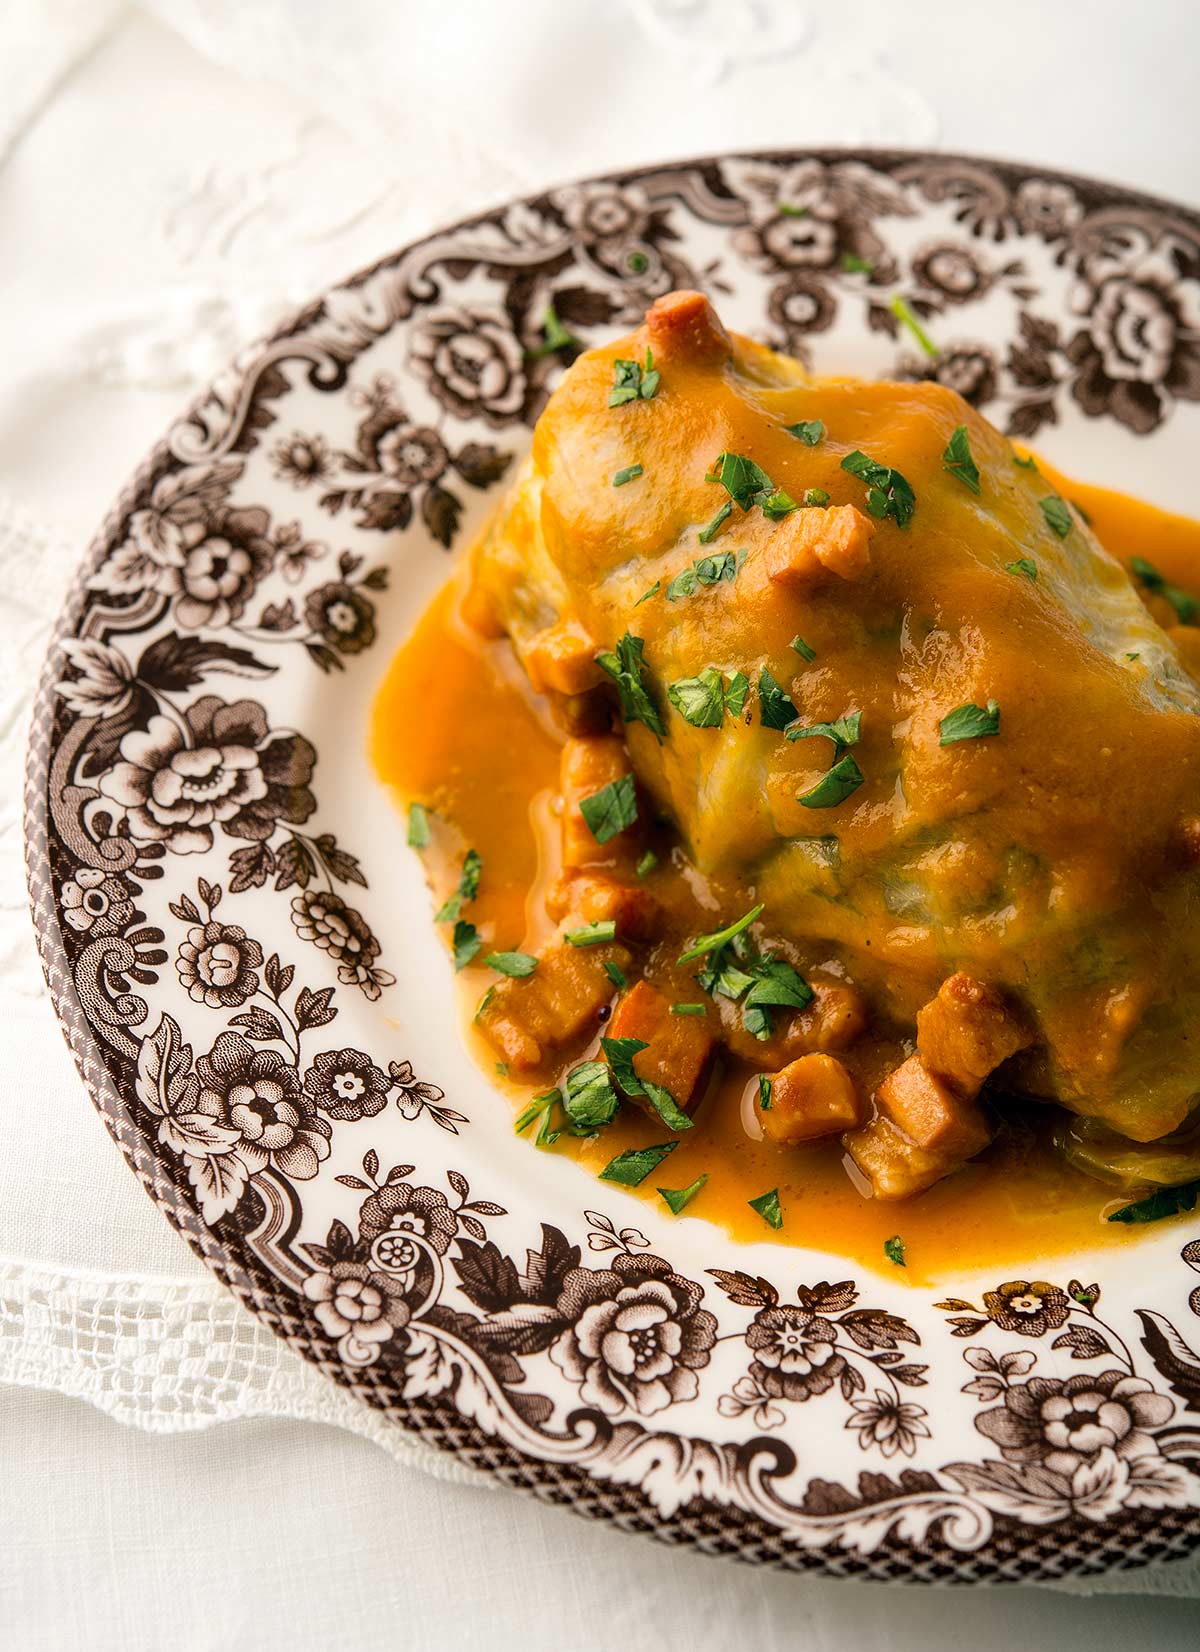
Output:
644,290,731,363
607,980,715,1113
843,1114,959,1201
560,735,638,868
522,619,605,696
916,973,1031,1098
874,1054,990,1158
764,504,875,588
545,869,660,940
758,1053,862,1145
476,939,630,1073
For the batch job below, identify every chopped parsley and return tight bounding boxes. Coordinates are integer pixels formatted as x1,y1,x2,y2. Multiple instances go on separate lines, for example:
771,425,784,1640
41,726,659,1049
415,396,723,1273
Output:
1014,451,1039,471
884,1234,906,1267
658,1175,708,1214
678,902,764,966
1006,558,1038,582
635,849,658,879
634,580,660,606
1039,496,1072,538
797,753,864,809
841,450,916,528
579,774,638,844
669,668,726,728
840,252,874,274
601,1036,693,1131
670,1002,707,1017
1130,556,1199,625
757,1074,773,1111
596,632,667,738
787,710,861,753
608,349,659,406
790,636,816,662
777,201,808,218
786,419,825,446
697,500,733,544
452,920,482,970
666,567,698,600
526,302,579,360
485,951,538,977
942,425,981,494
563,1061,621,1134
514,1095,546,1134
742,958,813,1031
474,985,496,1022
627,250,648,273
406,801,430,849
758,667,798,731
514,1092,561,1142
435,848,482,923
804,487,831,507
1108,1180,1200,1224
599,1141,678,1186
708,450,776,510
939,700,1000,745
603,960,628,990
613,463,644,487
725,669,750,717
890,293,937,357
748,1187,783,1229
565,920,617,947
762,488,799,521
669,549,737,597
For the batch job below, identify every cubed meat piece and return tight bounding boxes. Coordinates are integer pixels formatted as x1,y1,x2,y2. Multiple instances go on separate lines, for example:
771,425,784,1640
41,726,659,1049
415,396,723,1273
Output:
764,504,875,588
874,1054,990,1158
758,1053,863,1145
476,939,630,1073
606,980,715,1114
719,978,868,1066
545,869,660,940
645,289,731,363
843,1114,962,1201
916,973,1031,1098
559,735,639,868
522,619,605,696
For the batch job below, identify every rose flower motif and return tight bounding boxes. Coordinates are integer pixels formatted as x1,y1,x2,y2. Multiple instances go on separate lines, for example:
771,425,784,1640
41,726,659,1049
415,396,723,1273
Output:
167,505,274,630
976,1370,1174,1478
358,1181,458,1255
196,1031,330,1180
303,1260,409,1346
303,1048,391,1122
99,696,315,855
551,1251,717,1418
1013,178,1082,239
766,273,836,346
304,581,376,655
60,867,135,936
898,343,998,407
409,306,526,427
983,1280,1071,1337
555,181,650,246
911,242,991,305
746,1305,847,1401
175,919,263,1008
1066,255,1200,434
271,431,334,489
372,423,449,488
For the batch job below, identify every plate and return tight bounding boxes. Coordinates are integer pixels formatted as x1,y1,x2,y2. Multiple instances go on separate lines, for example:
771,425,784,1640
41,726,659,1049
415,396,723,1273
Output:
25,149,1200,1582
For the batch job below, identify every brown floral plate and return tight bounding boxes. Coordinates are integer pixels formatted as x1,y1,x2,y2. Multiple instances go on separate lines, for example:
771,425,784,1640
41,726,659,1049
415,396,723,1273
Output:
25,150,1200,1583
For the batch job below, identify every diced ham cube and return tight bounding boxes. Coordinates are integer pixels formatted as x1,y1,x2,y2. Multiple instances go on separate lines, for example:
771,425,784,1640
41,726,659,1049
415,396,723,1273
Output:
559,735,639,868
874,1054,991,1159
606,980,715,1114
476,939,630,1073
757,1053,863,1145
522,619,605,696
545,869,660,940
843,1114,960,1202
916,973,1031,1098
644,290,731,363
764,504,875,587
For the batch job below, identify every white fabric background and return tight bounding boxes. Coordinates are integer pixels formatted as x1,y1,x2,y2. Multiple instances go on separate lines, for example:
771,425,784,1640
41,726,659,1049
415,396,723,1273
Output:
3,2,1200,1646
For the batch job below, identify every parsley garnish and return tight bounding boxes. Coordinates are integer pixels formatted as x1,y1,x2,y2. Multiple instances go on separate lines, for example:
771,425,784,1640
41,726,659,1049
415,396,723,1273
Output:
613,463,644,487
787,710,861,753
667,567,698,601
599,1140,678,1186
757,1074,773,1111
748,1187,783,1229
939,701,1000,745
777,202,808,218
1108,1180,1200,1224
1039,496,1072,538
452,920,481,970
698,499,733,544
602,1035,693,1131
884,1234,906,1267
669,668,725,728
670,1003,707,1017
608,349,659,406
474,985,496,1022
515,1092,564,1144
565,920,617,947
758,668,798,731
627,250,648,273
513,1096,546,1134
790,636,816,662
804,487,830,507
708,451,776,511
942,425,981,494
797,753,864,809
634,580,660,606
742,959,813,1035
1013,451,1039,471
786,419,825,446
678,903,764,966
563,1061,621,1134
603,960,628,990
762,488,799,520
890,294,937,357
841,450,916,528
658,1175,708,1214
579,774,638,844
668,550,737,599
841,252,874,274
485,951,538,977
435,849,482,923
635,849,658,879
596,632,666,739
527,302,579,360
407,801,430,849
1130,556,1199,625
1007,558,1038,582
724,670,749,717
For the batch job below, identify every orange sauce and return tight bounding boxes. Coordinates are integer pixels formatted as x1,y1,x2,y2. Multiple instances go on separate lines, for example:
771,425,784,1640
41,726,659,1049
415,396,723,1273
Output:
372,472,1200,1279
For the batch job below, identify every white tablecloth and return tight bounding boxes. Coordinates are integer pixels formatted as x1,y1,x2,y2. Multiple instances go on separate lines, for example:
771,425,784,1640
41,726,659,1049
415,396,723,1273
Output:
4,4,1200,1646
